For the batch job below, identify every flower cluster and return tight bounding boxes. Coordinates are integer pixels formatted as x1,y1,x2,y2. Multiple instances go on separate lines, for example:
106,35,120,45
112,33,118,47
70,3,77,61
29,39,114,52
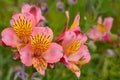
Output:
1,3,114,78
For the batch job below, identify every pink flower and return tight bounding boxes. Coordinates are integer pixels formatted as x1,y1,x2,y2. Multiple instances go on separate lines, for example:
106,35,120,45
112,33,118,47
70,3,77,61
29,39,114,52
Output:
56,11,91,78
1,13,35,48
19,27,63,75
87,16,114,43
22,4,45,26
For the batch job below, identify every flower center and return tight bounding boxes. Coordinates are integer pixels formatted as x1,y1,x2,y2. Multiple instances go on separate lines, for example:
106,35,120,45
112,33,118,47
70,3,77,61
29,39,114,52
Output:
31,33,51,53
97,24,106,33
13,16,32,42
66,40,81,56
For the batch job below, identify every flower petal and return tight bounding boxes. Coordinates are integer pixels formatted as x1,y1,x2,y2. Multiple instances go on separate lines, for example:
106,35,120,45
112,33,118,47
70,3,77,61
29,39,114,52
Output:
87,26,102,41
69,62,81,78
62,31,76,49
32,27,53,41
103,17,113,32
10,13,35,27
1,28,20,48
22,4,31,13
68,45,90,64
78,45,91,64
32,57,47,75
62,61,81,78
42,42,63,63
60,55,69,67
102,33,113,43
77,33,87,44
22,4,45,25
61,55,80,78
19,44,33,66
69,13,80,31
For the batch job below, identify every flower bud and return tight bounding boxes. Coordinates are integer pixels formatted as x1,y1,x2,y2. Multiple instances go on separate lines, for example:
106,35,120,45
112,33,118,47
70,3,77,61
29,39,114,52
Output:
56,0,65,12
41,2,48,14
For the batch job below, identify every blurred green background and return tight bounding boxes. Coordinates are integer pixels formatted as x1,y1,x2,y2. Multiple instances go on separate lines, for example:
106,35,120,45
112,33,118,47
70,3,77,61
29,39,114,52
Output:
0,0,120,80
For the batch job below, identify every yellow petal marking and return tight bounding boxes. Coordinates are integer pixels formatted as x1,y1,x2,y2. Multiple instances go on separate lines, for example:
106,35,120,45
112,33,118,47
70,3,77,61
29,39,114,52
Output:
13,16,32,43
31,33,51,53
66,40,81,56
97,24,106,33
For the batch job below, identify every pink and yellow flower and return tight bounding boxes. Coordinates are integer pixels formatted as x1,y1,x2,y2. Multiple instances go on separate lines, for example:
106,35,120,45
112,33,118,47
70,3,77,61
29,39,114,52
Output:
87,16,114,43
19,27,63,75
2,13,35,48
56,11,91,78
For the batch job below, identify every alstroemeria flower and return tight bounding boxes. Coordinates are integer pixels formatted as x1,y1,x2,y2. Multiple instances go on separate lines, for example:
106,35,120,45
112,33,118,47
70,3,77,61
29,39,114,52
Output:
87,16,114,43
1,13,35,48
19,27,63,75
56,11,91,78
22,4,45,26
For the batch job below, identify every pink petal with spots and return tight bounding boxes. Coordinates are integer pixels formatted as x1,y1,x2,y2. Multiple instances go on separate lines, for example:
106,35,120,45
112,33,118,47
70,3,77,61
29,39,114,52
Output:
42,42,63,63
103,17,113,32
32,57,47,76
19,44,33,66
1,28,20,48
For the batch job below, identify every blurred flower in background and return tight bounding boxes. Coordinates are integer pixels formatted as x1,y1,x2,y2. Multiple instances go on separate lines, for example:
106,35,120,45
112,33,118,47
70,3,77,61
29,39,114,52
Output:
56,0,65,12
87,16,114,43
68,0,78,5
